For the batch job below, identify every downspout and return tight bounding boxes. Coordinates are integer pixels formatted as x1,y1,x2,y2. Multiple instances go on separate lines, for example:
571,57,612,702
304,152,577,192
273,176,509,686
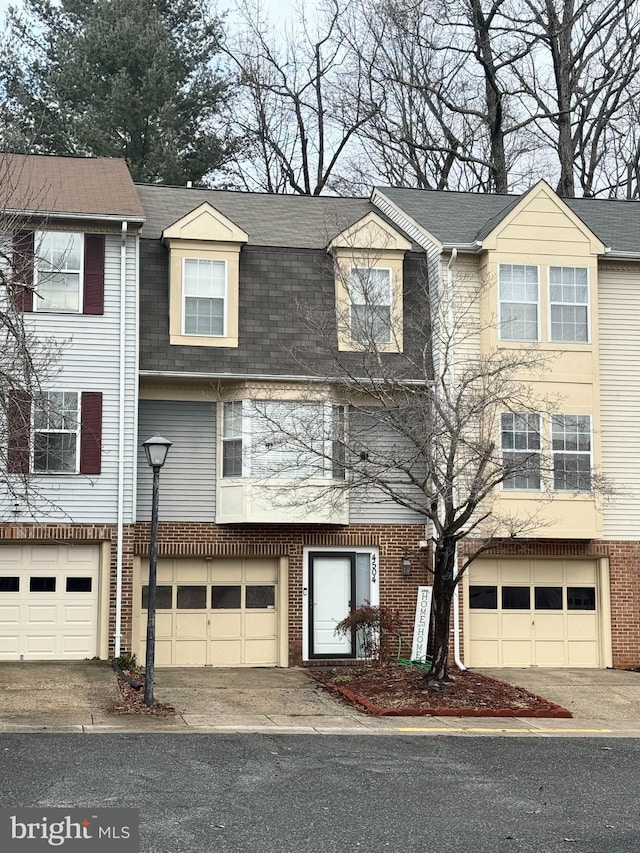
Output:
445,248,466,672
114,221,128,658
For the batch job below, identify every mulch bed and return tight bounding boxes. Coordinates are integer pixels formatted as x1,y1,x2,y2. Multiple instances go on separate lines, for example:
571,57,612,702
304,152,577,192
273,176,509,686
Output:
111,668,177,716
311,664,572,717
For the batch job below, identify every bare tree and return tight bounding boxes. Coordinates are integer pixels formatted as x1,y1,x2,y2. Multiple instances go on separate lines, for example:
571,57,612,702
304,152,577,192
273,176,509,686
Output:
243,241,612,680
499,0,640,197
0,156,64,517
223,0,378,194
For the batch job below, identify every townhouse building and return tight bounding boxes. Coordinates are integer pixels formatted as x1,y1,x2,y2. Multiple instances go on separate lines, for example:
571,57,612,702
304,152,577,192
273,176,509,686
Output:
1,151,639,672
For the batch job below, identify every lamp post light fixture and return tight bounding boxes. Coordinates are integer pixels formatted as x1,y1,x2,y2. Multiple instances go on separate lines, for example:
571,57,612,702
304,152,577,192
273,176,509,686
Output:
142,435,172,707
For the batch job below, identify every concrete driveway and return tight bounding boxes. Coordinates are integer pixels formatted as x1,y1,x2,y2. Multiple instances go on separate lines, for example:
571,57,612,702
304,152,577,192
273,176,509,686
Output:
480,667,640,720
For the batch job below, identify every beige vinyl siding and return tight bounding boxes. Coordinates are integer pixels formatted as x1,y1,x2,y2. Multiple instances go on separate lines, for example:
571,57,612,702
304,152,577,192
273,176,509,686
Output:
599,262,640,539
137,400,217,521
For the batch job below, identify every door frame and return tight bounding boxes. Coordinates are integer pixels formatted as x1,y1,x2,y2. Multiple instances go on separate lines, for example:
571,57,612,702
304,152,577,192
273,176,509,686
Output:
302,546,380,662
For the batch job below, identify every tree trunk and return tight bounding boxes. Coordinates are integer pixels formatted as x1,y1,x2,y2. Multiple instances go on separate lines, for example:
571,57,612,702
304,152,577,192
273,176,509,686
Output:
429,539,457,681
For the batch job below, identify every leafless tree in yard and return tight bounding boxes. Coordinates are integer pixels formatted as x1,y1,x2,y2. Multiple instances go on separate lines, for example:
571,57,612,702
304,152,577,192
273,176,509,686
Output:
223,0,378,194
245,238,612,680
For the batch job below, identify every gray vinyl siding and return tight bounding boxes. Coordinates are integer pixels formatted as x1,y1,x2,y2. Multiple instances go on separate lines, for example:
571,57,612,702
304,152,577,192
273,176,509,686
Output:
136,400,216,521
347,408,426,524
599,261,640,539
3,233,139,523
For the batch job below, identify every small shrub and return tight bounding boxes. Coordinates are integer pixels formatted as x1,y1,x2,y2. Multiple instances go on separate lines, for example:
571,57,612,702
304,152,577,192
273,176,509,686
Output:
335,603,401,664
332,674,353,684
115,652,140,673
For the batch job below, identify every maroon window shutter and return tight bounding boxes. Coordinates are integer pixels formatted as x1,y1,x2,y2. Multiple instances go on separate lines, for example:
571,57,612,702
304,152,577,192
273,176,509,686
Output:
12,232,34,312
83,235,105,315
7,390,32,474
79,392,102,474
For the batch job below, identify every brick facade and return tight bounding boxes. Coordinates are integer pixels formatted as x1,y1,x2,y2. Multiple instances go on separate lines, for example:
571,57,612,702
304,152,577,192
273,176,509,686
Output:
1,522,639,668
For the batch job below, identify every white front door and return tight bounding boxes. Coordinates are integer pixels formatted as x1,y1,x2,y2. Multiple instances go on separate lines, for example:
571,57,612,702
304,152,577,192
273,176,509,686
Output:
310,554,353,657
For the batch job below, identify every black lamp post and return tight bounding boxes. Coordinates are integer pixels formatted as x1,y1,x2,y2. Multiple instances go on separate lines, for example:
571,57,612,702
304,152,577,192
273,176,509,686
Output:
142,435,172,707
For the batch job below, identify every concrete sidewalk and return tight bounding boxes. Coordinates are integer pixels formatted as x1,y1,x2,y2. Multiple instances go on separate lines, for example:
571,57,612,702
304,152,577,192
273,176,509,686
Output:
0,661,639,737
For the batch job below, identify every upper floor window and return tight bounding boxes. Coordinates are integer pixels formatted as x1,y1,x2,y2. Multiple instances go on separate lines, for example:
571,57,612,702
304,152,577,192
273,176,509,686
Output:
549,267,589,343
183,258,227,336
35,232,83,313
221,400,344,480
349,267,392,344
501,412,541,490
551,414,592,491
498,264,539,341
32,391,79,473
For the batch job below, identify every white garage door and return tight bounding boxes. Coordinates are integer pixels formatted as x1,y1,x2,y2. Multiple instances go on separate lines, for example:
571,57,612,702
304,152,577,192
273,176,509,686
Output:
138,557,281,667
466,558,602,668
0,544,100,660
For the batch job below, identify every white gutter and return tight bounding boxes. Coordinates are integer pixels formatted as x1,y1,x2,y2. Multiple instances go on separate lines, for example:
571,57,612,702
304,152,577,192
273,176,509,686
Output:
114,221,128,658
8,208,145,225
445,248,466,672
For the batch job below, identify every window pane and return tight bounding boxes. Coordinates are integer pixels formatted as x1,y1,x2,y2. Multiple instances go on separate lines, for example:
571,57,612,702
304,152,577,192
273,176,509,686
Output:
33,433,77,472
567,587,595,610
184,296,224,335
142,585,172,609
499,265,538,341
0,577,19,592
66,577,92,593
183,259,226,335
534,587,562,610
30,577,56,592
177,586,206,609
502,412,541,490
222,439,242,477
212,586,241,609
469,585,497,609
246,585,276,608
502,586,530,609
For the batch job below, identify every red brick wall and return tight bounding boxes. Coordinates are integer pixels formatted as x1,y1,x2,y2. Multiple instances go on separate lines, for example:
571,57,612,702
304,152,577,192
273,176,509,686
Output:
1,523,639,669
129,522,429,665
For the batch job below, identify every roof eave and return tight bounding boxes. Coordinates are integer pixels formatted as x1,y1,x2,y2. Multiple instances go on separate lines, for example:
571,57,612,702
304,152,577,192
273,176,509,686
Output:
4,207,146,224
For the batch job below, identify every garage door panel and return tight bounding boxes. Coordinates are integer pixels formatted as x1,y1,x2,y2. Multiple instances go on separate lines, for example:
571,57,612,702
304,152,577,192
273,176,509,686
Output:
175,613,208,637
469,613,499,633
27,605,57,623
245,612,277,636
63,634,95,654
211,640,242,665
175,640,208,666
535,641,565,666
568,642,598,666
25,635,56,654
501,641,532,666
63,605,95,624
211,613,242,638
467,558,601,668
501,614,532,638
566,563,596,584
533,613,564,637
138,558,282,667
567,614,598,639
469,640,499,665
0,605,20,623
245,639,278,665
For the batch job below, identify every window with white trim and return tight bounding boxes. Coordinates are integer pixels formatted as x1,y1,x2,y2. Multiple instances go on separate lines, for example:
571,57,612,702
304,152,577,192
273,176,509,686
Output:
221,400,345,479
32,391,79,473
183,258,226,336
549,266,589,342
498,264,539,341
501,413,541,490
349,267,392,343
34,232,83,312
552,414,592,491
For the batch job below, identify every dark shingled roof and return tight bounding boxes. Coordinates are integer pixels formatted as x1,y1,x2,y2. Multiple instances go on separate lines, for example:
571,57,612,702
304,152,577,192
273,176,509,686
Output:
0,152,144,219
378,186,640,254
136,184,377,248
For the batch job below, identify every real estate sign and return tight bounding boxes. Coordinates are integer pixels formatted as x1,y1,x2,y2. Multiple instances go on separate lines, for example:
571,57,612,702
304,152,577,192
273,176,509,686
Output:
411,585,433,663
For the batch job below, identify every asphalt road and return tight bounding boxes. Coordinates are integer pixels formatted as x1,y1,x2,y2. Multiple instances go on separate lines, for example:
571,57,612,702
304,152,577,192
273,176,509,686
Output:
0,734,638,853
